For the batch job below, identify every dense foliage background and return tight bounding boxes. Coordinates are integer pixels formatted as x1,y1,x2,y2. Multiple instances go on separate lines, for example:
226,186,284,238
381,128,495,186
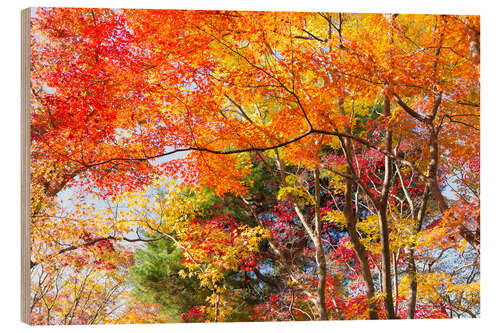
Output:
29,8,479,323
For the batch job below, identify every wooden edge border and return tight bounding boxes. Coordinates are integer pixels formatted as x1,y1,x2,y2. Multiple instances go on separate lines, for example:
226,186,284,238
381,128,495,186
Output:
21,7,31,325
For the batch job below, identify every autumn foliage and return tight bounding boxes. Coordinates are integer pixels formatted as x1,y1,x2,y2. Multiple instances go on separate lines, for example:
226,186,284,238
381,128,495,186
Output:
29,8,479,324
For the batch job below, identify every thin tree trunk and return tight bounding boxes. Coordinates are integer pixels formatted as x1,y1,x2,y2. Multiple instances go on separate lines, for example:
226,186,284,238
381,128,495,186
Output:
406,184,430,318
313,168,328,320
290,172,328,320
344,178,379,319
406,246,418,319
377,94,396,319
393,251,399,318
377,208,396,319
338,96,378,319
269,153,329,319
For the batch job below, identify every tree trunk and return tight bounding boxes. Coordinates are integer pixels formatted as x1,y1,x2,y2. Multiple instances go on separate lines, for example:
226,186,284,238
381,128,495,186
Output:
313,168,328,320
344,178,379,319
337,96,379,320
406,246,418,319
377,94,396,319
404,183,429,319
377,208,396,319
393,251,399,318
291,168,329,320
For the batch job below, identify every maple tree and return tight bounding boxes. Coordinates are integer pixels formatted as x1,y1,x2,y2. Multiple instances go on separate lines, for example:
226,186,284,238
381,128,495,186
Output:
30,8,479,323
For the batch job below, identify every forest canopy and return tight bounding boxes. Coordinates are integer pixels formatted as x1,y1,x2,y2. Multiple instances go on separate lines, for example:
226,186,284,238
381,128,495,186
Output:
29,8,479,324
